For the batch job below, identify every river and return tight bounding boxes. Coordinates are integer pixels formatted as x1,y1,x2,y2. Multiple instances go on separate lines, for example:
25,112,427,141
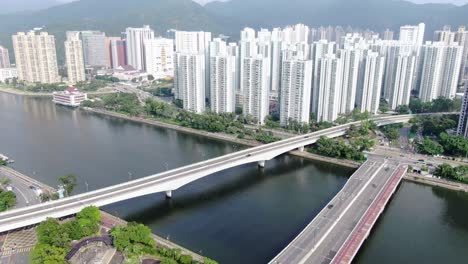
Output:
0,92,467,264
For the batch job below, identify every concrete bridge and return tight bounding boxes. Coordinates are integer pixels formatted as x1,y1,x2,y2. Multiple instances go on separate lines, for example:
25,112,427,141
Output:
0,114,431,232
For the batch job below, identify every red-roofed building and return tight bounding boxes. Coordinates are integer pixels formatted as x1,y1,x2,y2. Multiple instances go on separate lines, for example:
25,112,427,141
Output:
52,87,88,107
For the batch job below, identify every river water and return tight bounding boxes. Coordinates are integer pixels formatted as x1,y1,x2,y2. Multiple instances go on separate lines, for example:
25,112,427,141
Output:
0,92,467,264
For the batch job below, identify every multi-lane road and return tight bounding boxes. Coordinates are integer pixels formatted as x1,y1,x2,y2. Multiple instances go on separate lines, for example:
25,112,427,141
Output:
270,156,403,264
0,167,43,208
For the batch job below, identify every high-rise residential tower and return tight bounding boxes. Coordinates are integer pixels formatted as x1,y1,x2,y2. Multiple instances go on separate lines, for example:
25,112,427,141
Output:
12,31,60,83
64,31,86,84
0,46,10,68
144,37,174,79
315,54,343,122
418,42,463,102
125,25,155,71
399,23,425,46
209,39,237,114
280,56,313,126
174,53,206,113
357,52,385,114
80,31,107,68
242,56,270,125
457,82,468,138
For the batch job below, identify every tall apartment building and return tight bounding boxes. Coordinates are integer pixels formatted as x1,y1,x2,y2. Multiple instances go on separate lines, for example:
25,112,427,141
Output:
12,31,60,83
382,29,394,41
64,31,86,84
315,54,343,122
389,54,417,109
144,37,174,79
279,57,312,126
174,53,206,113
310,40,336,114
105,37,121,68
242,56,270,125
338,48,361,113
357,52,385,114
80,31,107,68
110,39,127,69
125,25,154,71
175,31,212,99
399,23,425,46
455,26,468,83
209,39,237,114
419,42,463,102
0,46,10,68
457,82,468,138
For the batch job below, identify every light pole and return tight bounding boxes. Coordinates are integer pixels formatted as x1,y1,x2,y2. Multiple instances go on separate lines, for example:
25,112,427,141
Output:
128,172,133,181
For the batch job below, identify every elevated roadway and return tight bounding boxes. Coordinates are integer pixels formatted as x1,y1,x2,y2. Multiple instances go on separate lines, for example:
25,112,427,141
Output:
0,114,425,233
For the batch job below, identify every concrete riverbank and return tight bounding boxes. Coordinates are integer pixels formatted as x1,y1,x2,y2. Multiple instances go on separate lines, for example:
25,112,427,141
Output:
0,87,116,97
404,173,468,192
84,108,361,169
0,165,205,262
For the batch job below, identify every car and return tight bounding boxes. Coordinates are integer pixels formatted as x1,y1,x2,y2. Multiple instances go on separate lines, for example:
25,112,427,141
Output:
327,204,334,209
246,154,252,157
5,186,13,191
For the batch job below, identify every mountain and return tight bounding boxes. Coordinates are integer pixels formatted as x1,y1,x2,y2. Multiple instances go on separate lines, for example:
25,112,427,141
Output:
1,0,468,64
0,0,232,63
205,0,468,34
0,0,62,14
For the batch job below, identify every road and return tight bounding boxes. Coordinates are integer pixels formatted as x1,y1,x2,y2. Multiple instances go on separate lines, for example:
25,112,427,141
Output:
270,156,401,264
0,168,42,208
0,114,415,233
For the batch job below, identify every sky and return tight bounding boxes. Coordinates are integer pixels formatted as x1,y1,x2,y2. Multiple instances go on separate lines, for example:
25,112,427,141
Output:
55,0,468,5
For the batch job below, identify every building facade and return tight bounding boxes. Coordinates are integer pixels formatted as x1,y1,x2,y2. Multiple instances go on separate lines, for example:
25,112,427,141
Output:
12,31,60,84
174,52,206,113
457,82,468,138
125,25,154,71
242,56,270,125
80,31,107,68
144,37,174,79
0,46,10,68
64,31,86,84
110,39,127,69
279,58,312,126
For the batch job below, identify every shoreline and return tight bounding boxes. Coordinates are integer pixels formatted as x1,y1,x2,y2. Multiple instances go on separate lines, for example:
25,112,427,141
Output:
83,107,361,169
404,173,468,192
0,87,116,97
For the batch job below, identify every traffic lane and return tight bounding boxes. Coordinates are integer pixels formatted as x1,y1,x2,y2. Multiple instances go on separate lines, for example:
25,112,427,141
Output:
0,173,40,208
274,162,384,263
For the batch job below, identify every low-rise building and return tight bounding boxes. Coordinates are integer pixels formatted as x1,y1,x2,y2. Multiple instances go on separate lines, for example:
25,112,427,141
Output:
52,87,88,107
0,68,18,82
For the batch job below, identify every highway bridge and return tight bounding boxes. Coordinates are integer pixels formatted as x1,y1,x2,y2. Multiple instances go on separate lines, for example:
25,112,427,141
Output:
0,114,429,233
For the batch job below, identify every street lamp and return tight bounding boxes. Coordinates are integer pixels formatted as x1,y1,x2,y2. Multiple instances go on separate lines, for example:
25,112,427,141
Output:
128,172,133,181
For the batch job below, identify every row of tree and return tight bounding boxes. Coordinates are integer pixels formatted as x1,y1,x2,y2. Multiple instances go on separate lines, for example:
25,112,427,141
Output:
310,136,375,162
434,164,468,183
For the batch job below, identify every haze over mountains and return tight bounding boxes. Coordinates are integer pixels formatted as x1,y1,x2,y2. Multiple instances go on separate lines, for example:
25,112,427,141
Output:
0,0,467,61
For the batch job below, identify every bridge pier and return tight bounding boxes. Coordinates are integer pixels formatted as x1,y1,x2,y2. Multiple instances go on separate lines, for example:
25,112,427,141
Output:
258,161,266,168
298,146,305,152
165,190,173,199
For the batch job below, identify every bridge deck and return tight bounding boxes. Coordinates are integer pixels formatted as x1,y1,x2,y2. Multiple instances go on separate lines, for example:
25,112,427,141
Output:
270,157,404,264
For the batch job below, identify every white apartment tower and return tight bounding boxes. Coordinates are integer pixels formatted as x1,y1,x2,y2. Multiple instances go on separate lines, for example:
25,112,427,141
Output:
310,40,336,114
174,53,206,113
419,42,463,102
280,57,313,126
389,54,417,109
242,56,270,125
209,39,237,114
125,26,155,71
0,46,10,68
357,52,386,114
338,48,361,113
315,54,343,122
12,31,60,84
144,37,174,79
399,23,425,46
64,31,86,84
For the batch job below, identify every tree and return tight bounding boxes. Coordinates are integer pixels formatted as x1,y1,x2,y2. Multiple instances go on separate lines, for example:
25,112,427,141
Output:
0,191,15,212
434,164,457,179
147,74,155,81
418,138,444,156
36,218,71,248
204,257,219,264
179,255,193,264
111,222,155,255
397,105,410,114
58,174,77,196
30,244,68,264
379,98,389,113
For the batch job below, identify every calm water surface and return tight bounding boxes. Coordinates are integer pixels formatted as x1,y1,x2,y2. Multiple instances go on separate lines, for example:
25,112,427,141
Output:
0,93,467,264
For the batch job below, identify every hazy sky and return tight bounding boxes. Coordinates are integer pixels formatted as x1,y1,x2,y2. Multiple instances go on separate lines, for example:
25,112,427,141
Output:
55,0,468,5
